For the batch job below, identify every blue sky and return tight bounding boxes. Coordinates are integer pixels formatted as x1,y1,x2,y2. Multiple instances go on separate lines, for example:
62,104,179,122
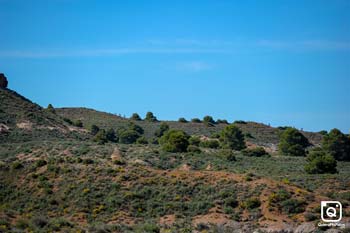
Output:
1,0,349,133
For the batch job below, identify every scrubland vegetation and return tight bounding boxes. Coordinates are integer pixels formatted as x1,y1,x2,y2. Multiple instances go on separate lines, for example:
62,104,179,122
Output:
1,87,350,232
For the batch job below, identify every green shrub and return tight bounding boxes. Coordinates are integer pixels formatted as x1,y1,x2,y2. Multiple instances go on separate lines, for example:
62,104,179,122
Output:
119,129,140,144
106,128,117,142
304,212,317,221
159,129,189,152
12,161,23,169
322,128,350,161
199,139,220,149
203,115,215,125
145,112,158,122
243,197,261,209
278,127,309,156
191,118,201,123
189,136,201,146
305,149,337,174
216,119,229,124
94,129,108,144
220,125,246,150
134,222,160,233
63,117,73,125
224,197,238,208
318,130,328,136
280,199,305,214
31,216,48,228
83,158,94,164
49,218,73,231
35,159,47,168
269,189,291,204
88,223,112,233
15,218,29,229
90,124,100,136
242,147,268,157
154,122,169,137
73,120,83,127
178,117,188,123
0,219,10,230
150,137,159,145
136,136,148,144
220,149,236,161
187,145,201,153
128,122,144,135
47,104,55,113
234,120,247,124
130,113,142,121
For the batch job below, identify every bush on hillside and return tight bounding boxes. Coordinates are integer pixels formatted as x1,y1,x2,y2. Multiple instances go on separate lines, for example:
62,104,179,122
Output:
47,104,55,114
203,115,215,125
242,197,261,210
278,127,309,156
178,117,188,123
154,122,169,137
106,128,117,142
12,161,23,169
189,136,201,146
130,113,142,121
159,129,189,152
145,112,158,122
73,120,83,128
322,128,350,161
136,136,148,145
90,124,100,136
93,129,108,144
269,189,291,204
280,199,306,214
149,137,159,145
318,130,328,136
199,139,220,149
191,118,201,123
119,129,140,144
187,145,201,153
35,159,47,168
216,119,229,124
223,149,236,161
242,147,269,157
128,122,144,135
63,118,73,125
305,149,337,174
219,125,246,151
234,120,247,124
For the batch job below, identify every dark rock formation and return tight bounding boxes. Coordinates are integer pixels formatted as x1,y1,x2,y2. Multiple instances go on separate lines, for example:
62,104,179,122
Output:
0,73,8,88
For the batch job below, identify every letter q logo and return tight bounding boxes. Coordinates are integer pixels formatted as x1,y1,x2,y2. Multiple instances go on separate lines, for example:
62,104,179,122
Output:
321,201,342,223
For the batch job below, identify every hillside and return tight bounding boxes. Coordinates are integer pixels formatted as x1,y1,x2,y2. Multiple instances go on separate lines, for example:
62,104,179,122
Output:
1,141,349,232
0,88,87,142
1,89,349,232
56,107,323,152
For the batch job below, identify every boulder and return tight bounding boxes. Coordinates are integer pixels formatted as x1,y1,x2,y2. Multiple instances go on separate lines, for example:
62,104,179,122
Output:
0,73,8,88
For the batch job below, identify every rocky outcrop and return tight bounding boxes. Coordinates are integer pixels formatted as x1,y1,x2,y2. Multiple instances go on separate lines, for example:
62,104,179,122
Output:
0,73,8,88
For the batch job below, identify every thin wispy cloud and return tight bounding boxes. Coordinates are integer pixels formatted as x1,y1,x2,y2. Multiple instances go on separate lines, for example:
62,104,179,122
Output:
177,61,213,72
147,39,234,47
0,39,349,58
0,48,229,58
256,39,350,51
